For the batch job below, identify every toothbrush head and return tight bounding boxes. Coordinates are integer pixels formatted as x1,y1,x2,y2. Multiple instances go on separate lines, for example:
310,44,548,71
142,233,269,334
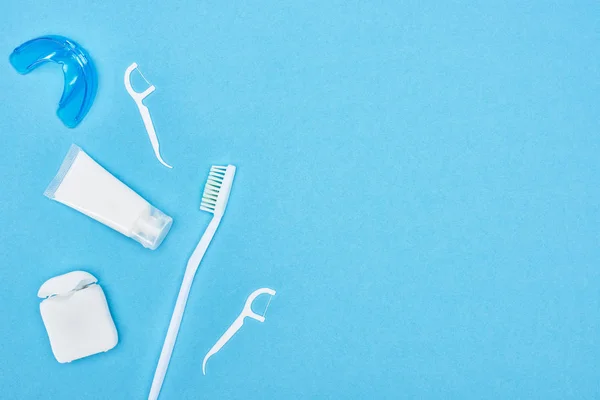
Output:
200,165,236,216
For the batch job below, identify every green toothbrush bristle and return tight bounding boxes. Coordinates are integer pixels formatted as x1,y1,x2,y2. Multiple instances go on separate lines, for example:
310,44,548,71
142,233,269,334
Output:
200,166,227,213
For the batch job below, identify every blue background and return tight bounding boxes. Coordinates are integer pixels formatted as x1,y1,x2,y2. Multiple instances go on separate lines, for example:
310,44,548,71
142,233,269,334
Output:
1,1,599,399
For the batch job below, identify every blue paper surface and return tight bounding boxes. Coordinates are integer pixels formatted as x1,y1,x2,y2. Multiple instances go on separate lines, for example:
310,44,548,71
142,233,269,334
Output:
1,1,599,399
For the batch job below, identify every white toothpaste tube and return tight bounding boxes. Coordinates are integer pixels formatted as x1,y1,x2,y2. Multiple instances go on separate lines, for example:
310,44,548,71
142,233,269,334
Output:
45,144,173,250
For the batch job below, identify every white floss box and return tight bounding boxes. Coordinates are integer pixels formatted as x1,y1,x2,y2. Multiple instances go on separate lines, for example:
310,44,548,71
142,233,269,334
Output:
38,271,118,363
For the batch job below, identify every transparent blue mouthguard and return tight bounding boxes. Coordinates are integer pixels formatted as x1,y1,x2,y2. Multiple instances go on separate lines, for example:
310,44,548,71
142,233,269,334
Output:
9,35,98,128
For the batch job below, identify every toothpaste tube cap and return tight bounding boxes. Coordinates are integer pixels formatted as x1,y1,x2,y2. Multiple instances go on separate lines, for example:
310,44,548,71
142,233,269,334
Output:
130,205,173,250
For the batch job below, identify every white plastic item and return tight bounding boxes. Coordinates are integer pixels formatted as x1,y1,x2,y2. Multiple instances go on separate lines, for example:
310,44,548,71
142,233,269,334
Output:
148,165,236,400
124,62,172,169
203,288,276,375
38,271,118,363
45,144,173,250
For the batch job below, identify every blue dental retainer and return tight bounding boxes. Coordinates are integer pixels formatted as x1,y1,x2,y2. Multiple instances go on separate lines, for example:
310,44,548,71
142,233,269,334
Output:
9,35,98,128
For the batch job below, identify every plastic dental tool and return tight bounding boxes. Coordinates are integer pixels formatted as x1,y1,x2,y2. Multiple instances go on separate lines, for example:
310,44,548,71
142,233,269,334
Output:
124,62,172,168
148,165,236,400
45,144,173,250
9,35,97,128
203,288,276,375
38,271,118,363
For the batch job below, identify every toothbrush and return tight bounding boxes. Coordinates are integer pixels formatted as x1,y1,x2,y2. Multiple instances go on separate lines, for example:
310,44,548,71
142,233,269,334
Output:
148,165,236,400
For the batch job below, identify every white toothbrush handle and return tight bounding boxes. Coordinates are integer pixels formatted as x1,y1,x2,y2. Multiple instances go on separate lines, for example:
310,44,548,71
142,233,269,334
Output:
148,215,222,400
